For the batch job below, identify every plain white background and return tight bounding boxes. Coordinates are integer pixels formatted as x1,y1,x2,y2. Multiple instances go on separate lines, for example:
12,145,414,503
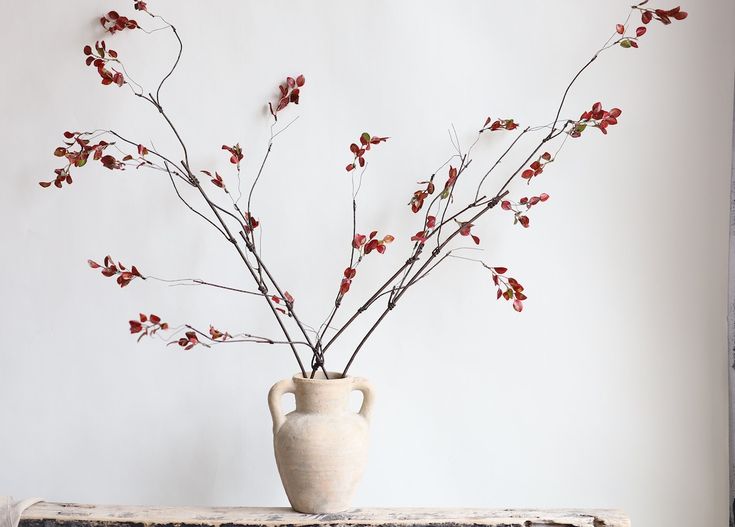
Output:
1,1,733,526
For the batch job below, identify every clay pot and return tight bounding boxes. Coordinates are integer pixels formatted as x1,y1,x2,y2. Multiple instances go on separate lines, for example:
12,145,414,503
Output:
268,371,374,513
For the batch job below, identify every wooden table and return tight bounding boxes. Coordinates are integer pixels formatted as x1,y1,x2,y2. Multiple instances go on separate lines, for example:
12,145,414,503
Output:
20,502,630,527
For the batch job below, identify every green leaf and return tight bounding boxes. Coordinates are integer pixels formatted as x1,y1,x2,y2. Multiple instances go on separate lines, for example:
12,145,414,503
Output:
620,39,632,48
361,132,371,143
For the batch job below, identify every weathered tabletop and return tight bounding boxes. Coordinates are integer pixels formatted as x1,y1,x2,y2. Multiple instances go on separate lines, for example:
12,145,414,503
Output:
20,503,630,527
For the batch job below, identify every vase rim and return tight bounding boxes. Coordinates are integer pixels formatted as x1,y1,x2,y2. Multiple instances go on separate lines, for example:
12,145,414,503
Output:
291,371,352,383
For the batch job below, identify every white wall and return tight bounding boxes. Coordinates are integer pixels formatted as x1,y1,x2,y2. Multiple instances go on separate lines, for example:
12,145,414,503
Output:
1,1,732,526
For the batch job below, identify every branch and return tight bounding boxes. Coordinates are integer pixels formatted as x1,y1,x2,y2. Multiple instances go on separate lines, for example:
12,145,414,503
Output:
165,163,227,238
131,25,317,376
338,24,620,374
146,275,270,298
183,324,313,348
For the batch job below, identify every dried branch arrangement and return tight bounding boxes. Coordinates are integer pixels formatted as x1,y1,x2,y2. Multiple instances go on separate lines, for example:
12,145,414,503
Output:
42,2,688,378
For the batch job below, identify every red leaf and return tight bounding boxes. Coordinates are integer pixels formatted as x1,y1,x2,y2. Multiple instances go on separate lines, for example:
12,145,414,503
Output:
296,74,305,87
364,239,379,254
411,230,428,244
427,215,436,228
352,233,366,249
284,291,295,304
344,267,357,279
513,299,523,312
616,23,625,34
493,267,507,274
88,260,101,269
636,26,647,37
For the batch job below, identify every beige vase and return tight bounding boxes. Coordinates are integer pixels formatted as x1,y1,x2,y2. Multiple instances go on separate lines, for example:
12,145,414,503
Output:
268,371,374,513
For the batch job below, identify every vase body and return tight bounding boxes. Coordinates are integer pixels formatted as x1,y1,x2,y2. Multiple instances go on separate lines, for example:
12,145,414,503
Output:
268,372,374,513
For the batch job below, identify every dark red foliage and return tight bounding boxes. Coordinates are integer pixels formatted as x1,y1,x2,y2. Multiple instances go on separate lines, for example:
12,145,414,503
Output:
100,11,140,33
353,230,394,255
201,170,226,190
570,102,621,138
340,267,357,295
40,131,131,189
345,132,389,172
458,222,480,245
129,312,168,342
88,255,143,287
100,154,124,170
173,331,200,350
269,75,305,120
222,143,243,167
134,1,148,12
411,230,428,244
638,4,688,25
209,325,231,341
480,117,519,133
341,232,393,295
440,165,459,199
409,178,435,213
490,267,526,312
500,193,549,229
521,152,553,184
241,212,259,234
83,40,125,87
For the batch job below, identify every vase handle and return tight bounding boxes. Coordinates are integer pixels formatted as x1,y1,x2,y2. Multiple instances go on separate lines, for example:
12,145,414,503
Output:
353,377,375,423
268,378,295,435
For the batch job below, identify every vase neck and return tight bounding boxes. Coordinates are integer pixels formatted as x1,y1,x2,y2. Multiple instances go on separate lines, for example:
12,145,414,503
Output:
294,380,352,413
